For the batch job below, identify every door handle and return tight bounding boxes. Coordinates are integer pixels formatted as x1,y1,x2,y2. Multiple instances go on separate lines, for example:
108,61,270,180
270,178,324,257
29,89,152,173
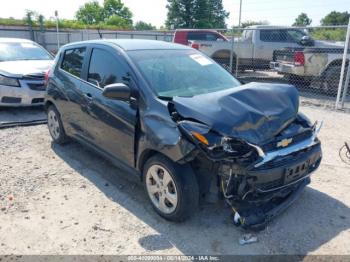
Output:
84,93,93,100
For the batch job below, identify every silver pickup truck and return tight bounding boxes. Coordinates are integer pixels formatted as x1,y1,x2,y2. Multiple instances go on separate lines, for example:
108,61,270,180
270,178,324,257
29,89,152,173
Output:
270,41,346,95
174,26,321,71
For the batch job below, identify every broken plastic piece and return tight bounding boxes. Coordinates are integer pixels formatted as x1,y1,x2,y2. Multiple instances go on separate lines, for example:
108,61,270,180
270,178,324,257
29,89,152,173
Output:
239,234,258,245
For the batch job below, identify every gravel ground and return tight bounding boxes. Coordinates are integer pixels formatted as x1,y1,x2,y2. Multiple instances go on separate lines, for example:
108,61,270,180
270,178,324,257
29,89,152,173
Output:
0,106,349,255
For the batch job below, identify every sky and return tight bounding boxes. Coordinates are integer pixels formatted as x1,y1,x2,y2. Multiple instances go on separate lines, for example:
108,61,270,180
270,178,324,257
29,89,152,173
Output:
0,0,349,27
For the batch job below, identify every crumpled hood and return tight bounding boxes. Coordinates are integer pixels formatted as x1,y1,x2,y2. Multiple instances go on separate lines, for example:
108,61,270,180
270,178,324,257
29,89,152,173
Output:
171,82,299,145
0,60,53,77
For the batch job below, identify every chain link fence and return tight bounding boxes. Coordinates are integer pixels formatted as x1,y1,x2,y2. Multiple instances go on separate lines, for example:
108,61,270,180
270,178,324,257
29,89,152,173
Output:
0,25,349,111
209,25,350,111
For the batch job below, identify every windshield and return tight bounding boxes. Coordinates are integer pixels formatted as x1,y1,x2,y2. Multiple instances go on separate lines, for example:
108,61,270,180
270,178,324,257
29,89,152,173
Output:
0,42,52,62
128,49,241,97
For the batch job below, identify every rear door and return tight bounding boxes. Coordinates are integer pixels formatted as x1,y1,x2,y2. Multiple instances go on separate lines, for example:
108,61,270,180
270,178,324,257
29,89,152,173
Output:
79,45,137,167
56,46,90,138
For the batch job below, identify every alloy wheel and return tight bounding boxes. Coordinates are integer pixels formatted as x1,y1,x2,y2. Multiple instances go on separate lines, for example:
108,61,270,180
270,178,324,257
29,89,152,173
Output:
146,164,178,214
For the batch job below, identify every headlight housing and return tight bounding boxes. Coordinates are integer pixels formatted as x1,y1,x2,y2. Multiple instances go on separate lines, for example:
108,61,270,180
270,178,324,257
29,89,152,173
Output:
178,120,258,161
0,74,20,87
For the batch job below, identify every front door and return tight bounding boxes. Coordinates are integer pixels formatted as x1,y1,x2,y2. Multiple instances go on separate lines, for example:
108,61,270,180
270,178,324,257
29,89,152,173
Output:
79,46,137,167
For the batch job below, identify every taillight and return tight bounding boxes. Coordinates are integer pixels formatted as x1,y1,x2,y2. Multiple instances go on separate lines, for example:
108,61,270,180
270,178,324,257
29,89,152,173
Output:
44,68,50,86
294,51,305,66
191,43,199,50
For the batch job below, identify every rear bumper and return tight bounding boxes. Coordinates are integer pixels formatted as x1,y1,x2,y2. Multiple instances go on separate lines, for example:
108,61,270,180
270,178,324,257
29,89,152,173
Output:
270,61,306,76
0,80,45,107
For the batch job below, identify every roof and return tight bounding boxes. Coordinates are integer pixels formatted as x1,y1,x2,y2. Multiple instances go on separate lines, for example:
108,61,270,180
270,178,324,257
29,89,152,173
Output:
246,25,295,29
64,39,191,51
0,37,34,43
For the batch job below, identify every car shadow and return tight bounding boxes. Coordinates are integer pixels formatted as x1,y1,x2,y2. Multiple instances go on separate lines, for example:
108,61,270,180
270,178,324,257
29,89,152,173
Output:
0,106,45,123
51,141,350,255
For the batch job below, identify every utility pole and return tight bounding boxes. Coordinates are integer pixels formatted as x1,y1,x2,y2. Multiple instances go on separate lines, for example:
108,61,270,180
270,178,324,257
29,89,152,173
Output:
238,0,242,27
55,10,60,51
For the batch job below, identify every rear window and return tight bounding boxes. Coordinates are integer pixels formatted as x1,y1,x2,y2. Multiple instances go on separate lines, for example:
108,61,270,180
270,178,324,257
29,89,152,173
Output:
260,29,307,43
61,47,86,77
260,30,287,42
188,32,223,41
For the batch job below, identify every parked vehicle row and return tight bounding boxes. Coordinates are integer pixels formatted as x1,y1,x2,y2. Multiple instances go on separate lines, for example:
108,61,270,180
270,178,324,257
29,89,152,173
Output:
172,26,341,71
44,39,322,230
0,38,53,107
270,45,349,94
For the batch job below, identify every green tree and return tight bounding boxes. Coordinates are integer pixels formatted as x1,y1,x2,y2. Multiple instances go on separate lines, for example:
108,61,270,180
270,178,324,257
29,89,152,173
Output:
207,0,229,28
24,10,38,26
76,0,132,27
293,13,312,26
166,0,229,29
102,0,133,25
134,21,156,30
321,11,350,25
105,15,130,28
76,1,103,25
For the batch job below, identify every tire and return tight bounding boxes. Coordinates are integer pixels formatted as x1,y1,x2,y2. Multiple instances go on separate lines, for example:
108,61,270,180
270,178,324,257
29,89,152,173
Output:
143,154,199,222
287,75,311,89
321,65,343,96
47,105,69,145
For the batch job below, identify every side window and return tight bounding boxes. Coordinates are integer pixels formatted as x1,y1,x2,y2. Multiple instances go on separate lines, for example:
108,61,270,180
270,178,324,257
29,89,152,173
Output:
260,30,287,42
87,48,130,88
206,33,219,41
188,32,207,41
61,47,86,77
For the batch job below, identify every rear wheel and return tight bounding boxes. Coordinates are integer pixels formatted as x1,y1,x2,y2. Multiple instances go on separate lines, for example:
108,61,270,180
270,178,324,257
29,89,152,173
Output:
47,105,68,144
143,154,199,222
321,65,344,96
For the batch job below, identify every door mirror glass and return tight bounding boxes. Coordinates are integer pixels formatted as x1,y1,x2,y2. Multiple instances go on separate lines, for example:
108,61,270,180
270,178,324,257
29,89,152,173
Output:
102,83,131,101
299,35,314,46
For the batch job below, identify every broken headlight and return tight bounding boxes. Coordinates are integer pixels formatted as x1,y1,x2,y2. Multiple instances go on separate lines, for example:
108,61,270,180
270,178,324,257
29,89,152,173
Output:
178,120,257,160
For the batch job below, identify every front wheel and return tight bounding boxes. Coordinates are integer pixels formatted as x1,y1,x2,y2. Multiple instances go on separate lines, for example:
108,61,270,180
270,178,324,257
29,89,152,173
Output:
143,154,199,222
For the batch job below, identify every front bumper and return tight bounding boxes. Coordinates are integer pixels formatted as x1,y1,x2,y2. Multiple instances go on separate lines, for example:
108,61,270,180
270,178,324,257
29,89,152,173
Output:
230,142,322,230
0,79,46,107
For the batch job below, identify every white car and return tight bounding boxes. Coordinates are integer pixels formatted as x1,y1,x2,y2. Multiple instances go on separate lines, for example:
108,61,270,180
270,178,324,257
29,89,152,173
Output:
0,38,53,106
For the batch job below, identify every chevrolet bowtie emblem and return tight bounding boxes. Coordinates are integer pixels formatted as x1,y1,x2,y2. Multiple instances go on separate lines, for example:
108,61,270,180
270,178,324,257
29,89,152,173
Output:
277,138,293,148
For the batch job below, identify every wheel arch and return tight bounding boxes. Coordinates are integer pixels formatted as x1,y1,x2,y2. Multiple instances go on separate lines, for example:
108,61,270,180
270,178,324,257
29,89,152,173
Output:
211,49,235,60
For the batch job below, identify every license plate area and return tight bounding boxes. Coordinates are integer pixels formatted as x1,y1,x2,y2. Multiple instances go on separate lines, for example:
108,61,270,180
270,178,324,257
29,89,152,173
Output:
284,160,310,184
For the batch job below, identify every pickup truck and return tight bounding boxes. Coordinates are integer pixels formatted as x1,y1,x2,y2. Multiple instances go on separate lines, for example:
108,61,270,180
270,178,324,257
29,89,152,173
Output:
270,42,348,95
173,26,320,71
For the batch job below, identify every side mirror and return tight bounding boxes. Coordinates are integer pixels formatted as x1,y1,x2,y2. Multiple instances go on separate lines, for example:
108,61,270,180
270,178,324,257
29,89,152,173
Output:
299,36,314,46
102,83,131,101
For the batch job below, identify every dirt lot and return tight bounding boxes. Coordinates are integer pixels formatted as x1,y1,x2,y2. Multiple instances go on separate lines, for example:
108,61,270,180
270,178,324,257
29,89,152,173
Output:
0,106,349,255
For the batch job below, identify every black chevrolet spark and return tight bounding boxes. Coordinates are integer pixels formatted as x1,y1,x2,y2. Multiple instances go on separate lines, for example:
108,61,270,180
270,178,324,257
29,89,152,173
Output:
45,39,322,230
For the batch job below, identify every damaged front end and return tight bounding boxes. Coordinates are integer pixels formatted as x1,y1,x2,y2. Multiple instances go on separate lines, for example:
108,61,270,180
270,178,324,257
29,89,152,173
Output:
177,117,322,230
169,84,322,230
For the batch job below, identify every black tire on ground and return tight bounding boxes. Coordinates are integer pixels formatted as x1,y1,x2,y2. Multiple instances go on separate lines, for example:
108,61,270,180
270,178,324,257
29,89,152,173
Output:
47,105,69,145
143,154,199,222
321,65,343,96
287,74,311,89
